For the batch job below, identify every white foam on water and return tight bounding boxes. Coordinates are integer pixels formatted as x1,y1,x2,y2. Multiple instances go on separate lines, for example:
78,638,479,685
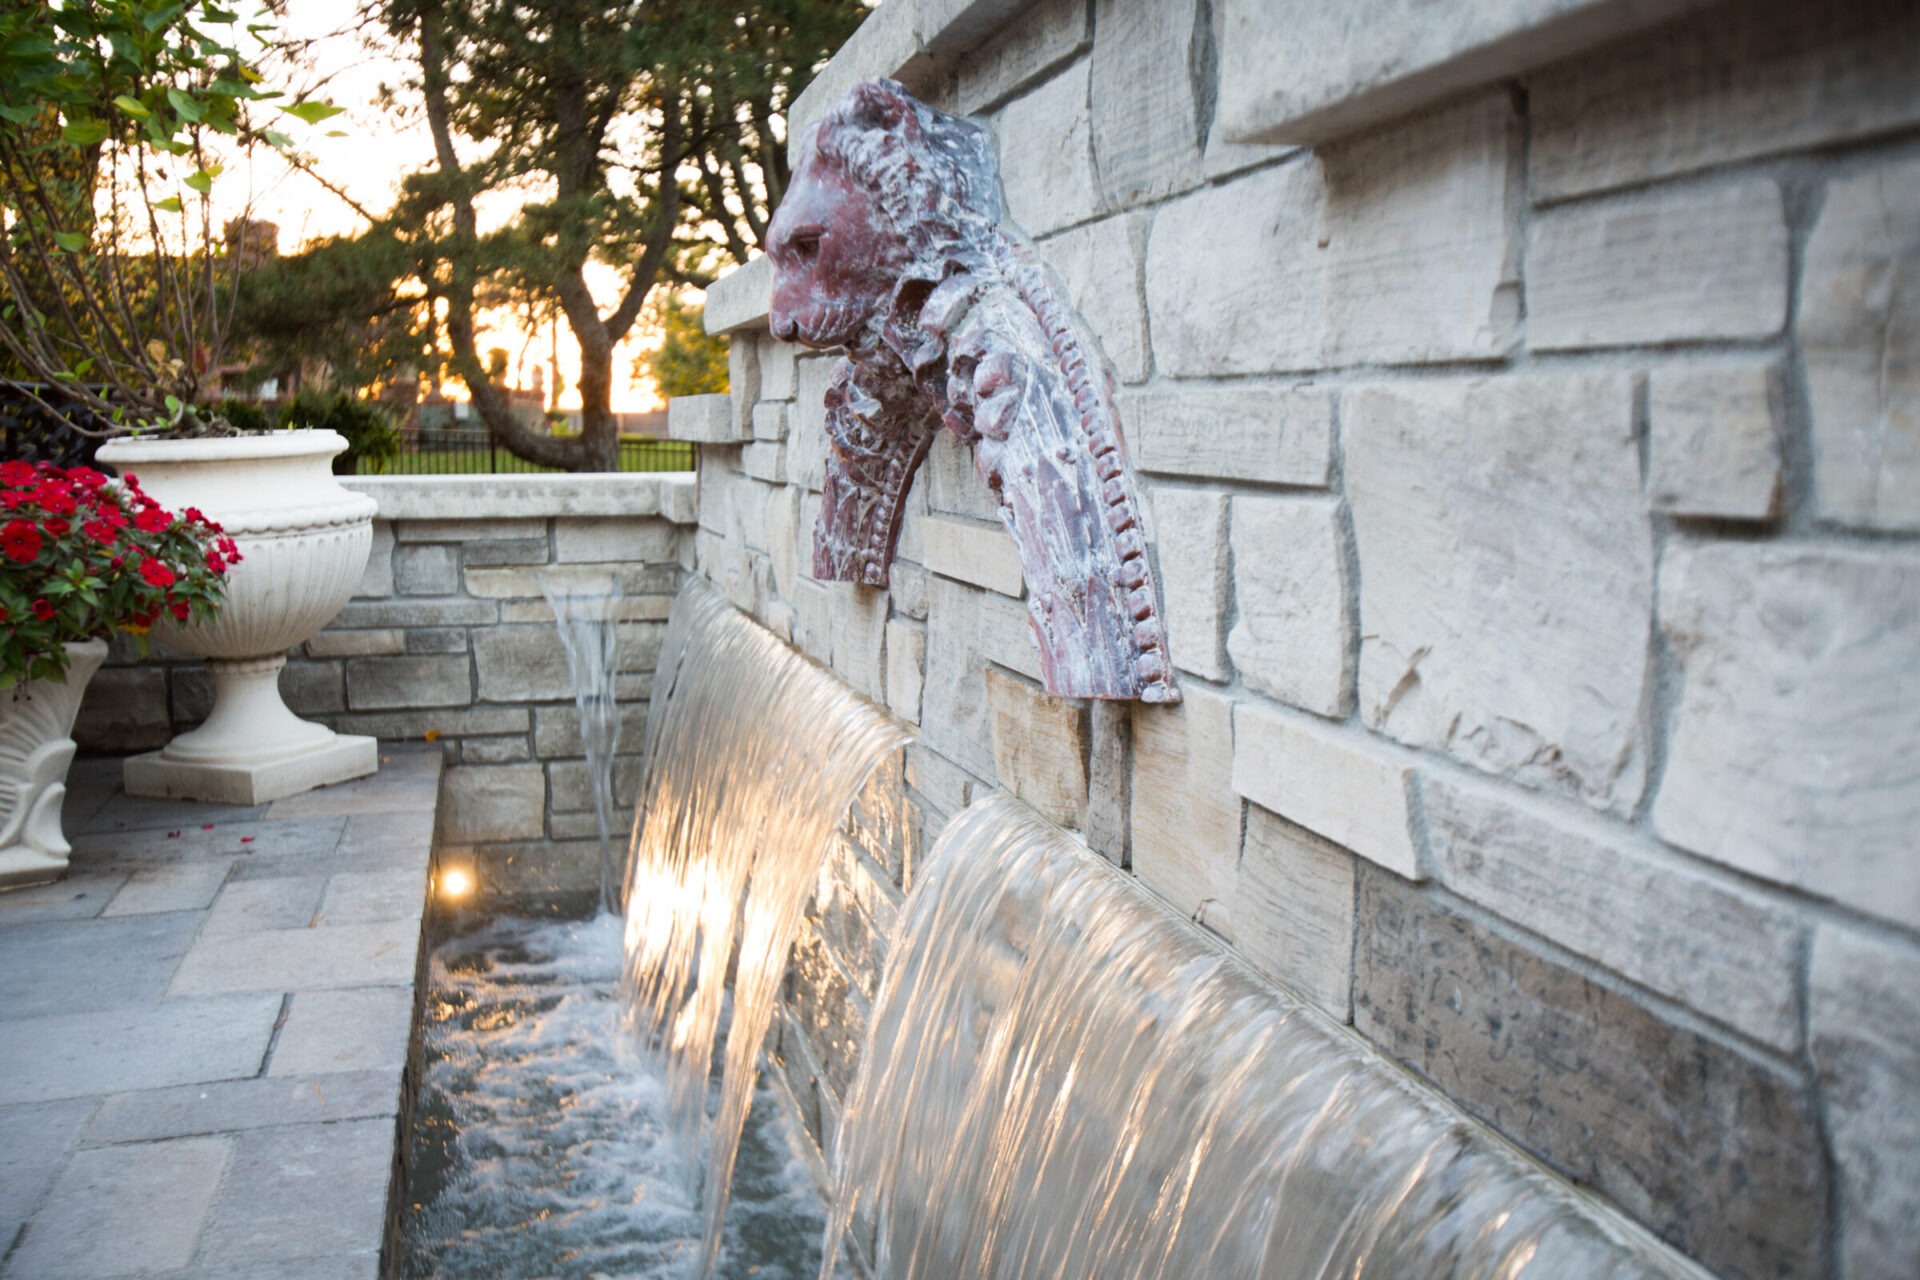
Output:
398,913,845,1280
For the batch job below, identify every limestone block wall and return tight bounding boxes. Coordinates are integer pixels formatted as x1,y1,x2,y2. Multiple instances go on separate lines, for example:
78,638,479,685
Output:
687,1,1920,1277
75,474,696,894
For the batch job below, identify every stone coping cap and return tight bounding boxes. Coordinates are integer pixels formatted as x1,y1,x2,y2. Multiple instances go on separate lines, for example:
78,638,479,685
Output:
346,472,697,524
704,256,772,335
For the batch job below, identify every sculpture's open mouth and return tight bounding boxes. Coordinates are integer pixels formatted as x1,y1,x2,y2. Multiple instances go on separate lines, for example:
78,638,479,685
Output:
771,298,866,349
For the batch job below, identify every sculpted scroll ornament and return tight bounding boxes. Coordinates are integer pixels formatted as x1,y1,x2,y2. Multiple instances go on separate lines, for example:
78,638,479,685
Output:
767,78,1178,703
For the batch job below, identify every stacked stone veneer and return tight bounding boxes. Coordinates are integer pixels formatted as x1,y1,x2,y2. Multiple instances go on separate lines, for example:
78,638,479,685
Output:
75,474,697,895
690,1,1920,1277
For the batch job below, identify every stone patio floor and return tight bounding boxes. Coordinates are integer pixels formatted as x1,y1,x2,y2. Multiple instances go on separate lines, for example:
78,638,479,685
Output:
0,744,440,1280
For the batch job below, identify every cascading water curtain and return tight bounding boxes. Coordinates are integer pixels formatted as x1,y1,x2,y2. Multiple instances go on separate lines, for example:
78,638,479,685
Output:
621,576,909,1280
820,794,1705,1280
539,572,625,915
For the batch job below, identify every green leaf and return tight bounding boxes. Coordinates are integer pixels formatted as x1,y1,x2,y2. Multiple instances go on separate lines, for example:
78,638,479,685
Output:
325,129,348,137
51,230,86,252
183,168,214,194
262,128,293,149
281,99,345,126
153,195,183,213
60,118,109,146
0,103,39,124
143,3,187,33
113,94,151,119
165,88,203,122
164,394,183,419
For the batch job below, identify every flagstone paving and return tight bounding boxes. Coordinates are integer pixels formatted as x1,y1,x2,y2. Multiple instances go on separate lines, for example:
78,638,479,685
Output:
0,745,440,1280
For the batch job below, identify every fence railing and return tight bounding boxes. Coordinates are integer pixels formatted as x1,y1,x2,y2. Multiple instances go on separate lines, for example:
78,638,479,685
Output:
368,426,694,475
0,385,110,468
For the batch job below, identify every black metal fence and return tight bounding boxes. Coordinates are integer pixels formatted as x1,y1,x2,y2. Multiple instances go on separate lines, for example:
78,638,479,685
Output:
371,426,694,476
0,385,110,468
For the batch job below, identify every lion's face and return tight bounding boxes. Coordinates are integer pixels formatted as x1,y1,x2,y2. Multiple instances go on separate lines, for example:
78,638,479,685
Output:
767,137,902,349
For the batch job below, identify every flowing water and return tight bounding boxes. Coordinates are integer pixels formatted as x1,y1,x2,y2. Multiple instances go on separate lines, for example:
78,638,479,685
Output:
622,578,909,1280
821,794,1703,1280
396,912,847,1279
540,572,627,915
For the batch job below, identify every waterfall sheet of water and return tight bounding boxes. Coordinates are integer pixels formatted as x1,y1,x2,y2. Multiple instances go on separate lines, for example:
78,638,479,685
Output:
540,571,626,915
623,577,909,1280
822,794,1708,1280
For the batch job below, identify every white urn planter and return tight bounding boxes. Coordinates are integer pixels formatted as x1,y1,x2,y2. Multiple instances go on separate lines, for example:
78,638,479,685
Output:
0,639,108,890
96,430,380,804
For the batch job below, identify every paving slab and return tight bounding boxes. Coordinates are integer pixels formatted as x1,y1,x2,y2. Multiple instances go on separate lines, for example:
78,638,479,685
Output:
194,1119,394,1267
168,918,422,997
1,1136,230,1279
0,913,201,1019
0,995,283,1104
148,1252,380,1280
270,989,415,1077
0,875,126,925
202,875,328,935
316,868,428,926
101,857,234,917
68,816,348,868
0,1100,95,1252
84,1071,400,1145
76,792,267,836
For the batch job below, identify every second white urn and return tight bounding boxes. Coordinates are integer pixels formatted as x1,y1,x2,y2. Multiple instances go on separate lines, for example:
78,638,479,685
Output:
97,429,379,804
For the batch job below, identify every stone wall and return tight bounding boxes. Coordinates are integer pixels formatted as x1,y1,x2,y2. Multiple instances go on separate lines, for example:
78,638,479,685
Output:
688,1,1920,1277
76,474,697,896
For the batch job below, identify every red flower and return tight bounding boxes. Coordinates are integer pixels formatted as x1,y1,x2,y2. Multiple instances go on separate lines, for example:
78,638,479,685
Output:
133,505,171,533
139,559,177,588
32,599,54,621
84,519,119,546
0,460,34,486
44,516,70,537
205,548,226,573
90,500,126,528
34,484,77,516
67,467,107,490
2,519,42,562
170,599,191,622
2,489,28,509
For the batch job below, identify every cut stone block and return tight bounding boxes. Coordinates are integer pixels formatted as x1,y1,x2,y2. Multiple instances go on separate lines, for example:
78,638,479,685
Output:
71,666,171,754
1427,775,1801,1051
1237,805,1356,1021
885,618,926,724
1228,496,1352,717
1130,686,1240,937
1147,159,1329,376
1799,160,1920,532
665,393,739,443
1147,486,1229,681
993,57,1098,237
950,0,1088,114
1088,0,1204,209
984,667,1089,830
1355,868,1826,1280
1528,179,1789,349
1118,384,1334,487
1344,374,1650,813
1231,702,1418,880
5,1135,230,1278
439,763,547,844
921,576,1042,778
316,868,426,926
1037,214,1150,383
392,543,457,595
1532,0,1920,201
1215,0,1710,147
1810,924,1920,1280
918,514,1025,597
0,1098,94,1247
203,875,327,935
0,995,282,1104
1648,357,1784,519
1320,90,1522,365
269,988,415,1077
344,654,473,712
0,913,200,1019
553,517,680,563
305,629,405,658
1653,540,1920,930
354,519,394,597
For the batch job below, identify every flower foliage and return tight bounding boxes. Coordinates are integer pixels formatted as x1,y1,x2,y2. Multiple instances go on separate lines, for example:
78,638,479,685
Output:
0,459,238,688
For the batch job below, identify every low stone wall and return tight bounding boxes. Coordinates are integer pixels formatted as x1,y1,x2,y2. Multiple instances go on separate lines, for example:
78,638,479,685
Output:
688,1,1920,1277
76,473,697,895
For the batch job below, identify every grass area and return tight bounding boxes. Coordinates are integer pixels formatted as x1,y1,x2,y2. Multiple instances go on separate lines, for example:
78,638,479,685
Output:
368,437,694,476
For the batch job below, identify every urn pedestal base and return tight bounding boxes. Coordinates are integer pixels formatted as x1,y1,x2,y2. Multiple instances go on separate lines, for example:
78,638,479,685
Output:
125,734,377,806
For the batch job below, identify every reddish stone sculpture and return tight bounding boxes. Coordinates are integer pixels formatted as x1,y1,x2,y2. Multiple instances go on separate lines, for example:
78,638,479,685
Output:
768,79,1179,703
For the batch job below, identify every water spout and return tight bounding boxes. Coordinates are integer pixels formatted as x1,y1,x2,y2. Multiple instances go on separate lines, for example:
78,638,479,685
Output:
539,571,626,916
622,577,909,1280
821,794,1705,1280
